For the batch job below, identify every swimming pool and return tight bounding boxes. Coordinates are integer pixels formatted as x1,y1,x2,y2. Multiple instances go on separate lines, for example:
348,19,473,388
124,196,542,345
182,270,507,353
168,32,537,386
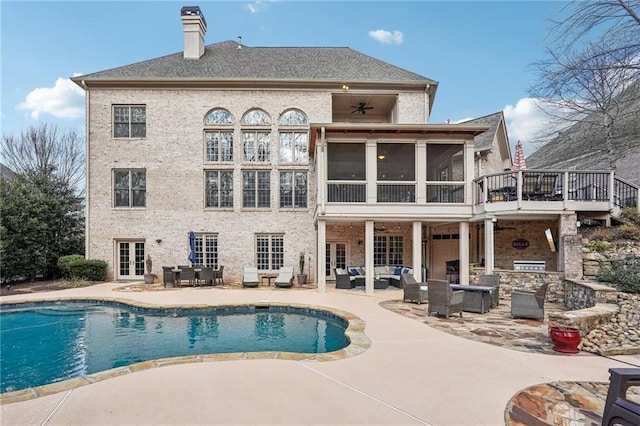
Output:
0,300,350,393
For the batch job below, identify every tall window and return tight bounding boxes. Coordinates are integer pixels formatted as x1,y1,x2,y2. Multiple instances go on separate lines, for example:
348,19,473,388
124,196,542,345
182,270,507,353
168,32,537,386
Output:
194,234,218,268
205,170,233,208
204,108,234,162
113,105,146,138
114,169,146,207
280,171,307,208
279,109,309,163
256,234,283,271
242,109,271,162
206,131,233,161
243,171,271,208
374,236,403,266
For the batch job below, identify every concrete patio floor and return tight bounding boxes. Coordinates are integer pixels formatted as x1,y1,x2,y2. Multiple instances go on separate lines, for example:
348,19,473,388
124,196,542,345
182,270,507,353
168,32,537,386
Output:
1,282,638,425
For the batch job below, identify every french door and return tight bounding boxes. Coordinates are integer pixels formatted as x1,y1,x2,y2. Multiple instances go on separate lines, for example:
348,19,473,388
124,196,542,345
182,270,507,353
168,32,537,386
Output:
325,242,347,281
117,241,145,280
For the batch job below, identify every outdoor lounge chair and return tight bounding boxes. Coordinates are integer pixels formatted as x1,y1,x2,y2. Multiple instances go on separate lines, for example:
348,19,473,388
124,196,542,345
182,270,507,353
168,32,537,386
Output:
274,267,294,288
522,173,539,200
511,282,549,320
242,267,259,287
427,279,464,319
401,273,428,304
474,274,501,307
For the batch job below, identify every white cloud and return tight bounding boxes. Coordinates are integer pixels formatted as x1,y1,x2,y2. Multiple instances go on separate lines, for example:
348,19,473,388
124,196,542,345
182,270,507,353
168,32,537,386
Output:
17,76,85,120
368,29,403,45
503,97,560,157
247,0,268,14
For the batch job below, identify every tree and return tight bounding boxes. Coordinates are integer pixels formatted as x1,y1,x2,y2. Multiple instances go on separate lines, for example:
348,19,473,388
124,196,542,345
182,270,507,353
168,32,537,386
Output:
530,0,640,167
0,124,85,282
1,123,85,195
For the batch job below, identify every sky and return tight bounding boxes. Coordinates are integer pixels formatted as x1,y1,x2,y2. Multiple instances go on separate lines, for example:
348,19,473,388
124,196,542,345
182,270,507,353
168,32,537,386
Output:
1,1,566,158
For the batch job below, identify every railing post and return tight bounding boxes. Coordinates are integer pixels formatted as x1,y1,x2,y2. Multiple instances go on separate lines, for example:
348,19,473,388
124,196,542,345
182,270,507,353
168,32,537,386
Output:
563,171,569,210
517,170,523,209
609,171,615,209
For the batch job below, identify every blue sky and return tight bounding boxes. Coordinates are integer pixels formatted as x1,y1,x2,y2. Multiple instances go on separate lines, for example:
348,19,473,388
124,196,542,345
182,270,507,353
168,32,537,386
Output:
1,1,564,157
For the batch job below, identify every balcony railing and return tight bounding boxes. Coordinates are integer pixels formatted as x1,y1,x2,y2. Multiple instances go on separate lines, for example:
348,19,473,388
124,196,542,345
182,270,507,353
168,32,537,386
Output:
377,183,415,203
473,170,639,209
327,182,366,203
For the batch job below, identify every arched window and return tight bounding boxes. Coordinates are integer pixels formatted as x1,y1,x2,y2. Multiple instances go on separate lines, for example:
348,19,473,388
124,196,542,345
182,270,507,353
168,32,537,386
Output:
278,109,309,163
205,108,234,125
242,108,271,162
204,108,234,162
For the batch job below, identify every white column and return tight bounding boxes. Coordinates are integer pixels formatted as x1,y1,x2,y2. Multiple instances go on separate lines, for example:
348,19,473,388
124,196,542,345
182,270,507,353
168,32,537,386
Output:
317,220,326,293
412,221,422,281
459,221,470,284
366,140,377,204
365,220,374,295
484,218,495,275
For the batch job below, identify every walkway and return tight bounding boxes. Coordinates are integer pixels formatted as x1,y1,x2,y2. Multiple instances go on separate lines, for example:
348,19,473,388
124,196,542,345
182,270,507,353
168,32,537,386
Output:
1,282,638,425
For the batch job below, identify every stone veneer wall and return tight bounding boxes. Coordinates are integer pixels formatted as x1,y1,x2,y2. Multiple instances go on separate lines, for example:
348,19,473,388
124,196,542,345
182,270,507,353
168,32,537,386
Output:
471,267,565,303
581,292,640,355
582,239,640,280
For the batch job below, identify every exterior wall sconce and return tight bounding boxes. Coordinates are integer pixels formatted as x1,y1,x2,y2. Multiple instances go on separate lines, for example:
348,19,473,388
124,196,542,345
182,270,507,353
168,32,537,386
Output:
156,239,162,244
357,240,363,245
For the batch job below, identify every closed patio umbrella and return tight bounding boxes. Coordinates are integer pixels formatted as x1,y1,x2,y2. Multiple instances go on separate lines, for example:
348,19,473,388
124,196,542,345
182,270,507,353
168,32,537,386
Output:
512,140,527,171
188,231,196,265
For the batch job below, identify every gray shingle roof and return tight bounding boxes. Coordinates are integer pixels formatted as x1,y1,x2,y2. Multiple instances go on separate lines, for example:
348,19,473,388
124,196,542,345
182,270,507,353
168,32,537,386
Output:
75,41,437,85
460,112,503,151
526,83,640,184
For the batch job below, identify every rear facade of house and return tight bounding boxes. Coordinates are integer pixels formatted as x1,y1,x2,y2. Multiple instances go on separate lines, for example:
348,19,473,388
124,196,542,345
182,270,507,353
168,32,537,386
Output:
74,6,639,293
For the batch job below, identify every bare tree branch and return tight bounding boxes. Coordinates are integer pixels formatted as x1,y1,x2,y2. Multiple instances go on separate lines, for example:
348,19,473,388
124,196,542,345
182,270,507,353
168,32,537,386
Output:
1,124,85,195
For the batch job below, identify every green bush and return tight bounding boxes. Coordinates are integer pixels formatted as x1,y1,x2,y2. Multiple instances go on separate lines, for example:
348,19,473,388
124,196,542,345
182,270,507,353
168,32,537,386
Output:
586,240,610,252
598,258,640,293
67,259,108,281
57,255,85,278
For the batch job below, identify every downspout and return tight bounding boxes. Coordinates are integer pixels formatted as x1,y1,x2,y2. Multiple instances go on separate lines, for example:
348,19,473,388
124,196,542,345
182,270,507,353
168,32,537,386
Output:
82,80,90,260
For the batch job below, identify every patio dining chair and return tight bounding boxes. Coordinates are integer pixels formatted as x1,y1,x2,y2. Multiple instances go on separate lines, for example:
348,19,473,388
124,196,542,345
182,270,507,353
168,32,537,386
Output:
214,265,224,285
178,267,196,287
274,267,294,288
197,267,214,286
242,267,259,287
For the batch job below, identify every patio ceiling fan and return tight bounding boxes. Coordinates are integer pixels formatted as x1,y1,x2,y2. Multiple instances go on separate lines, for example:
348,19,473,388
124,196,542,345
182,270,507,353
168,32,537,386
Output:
351,102,374,114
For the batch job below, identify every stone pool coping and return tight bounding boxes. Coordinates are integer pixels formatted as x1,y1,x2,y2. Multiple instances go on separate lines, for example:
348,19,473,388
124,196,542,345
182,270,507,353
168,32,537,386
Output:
0,296,371,405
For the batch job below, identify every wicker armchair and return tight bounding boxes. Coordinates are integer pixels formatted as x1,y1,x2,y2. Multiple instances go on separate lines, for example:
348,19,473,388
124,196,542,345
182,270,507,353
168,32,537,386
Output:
214,265,224,285
178,267,196,287
334,268,355,289
242,267,259,287
427,279,464,319
401,273,428,304
475,274,500,307
511,282,549,320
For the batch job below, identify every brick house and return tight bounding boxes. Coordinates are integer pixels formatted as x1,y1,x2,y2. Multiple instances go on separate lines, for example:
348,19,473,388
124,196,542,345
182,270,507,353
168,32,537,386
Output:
73,6,638,292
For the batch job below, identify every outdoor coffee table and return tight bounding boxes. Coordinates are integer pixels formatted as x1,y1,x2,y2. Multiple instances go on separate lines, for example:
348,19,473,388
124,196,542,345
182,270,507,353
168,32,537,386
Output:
449,284,494,314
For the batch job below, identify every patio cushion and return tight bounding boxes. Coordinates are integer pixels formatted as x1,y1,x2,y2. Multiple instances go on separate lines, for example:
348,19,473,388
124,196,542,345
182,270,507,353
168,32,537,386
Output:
348,267,360,276
394,266,402,275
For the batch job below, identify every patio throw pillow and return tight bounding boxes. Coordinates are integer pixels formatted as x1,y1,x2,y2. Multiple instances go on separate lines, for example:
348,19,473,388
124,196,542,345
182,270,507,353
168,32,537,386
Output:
348,267,360,276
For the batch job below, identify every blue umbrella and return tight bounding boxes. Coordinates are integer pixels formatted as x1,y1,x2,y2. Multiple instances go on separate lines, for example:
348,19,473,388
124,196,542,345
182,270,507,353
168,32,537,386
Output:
188,231,196,265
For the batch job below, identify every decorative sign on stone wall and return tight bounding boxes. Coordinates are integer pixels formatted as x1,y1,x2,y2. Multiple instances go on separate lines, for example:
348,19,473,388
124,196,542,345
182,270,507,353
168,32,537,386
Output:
512,238,530,250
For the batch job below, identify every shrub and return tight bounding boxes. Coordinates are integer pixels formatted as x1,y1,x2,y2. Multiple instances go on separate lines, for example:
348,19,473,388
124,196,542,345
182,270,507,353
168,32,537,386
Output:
67,259,108,281
586,239,610,252
57,255,85,278
620,207,640,227
598,258,640,293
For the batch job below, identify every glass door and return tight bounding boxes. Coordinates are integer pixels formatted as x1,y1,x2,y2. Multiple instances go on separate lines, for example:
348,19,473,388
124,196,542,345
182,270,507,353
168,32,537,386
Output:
117,241,145,280
325,242,347,281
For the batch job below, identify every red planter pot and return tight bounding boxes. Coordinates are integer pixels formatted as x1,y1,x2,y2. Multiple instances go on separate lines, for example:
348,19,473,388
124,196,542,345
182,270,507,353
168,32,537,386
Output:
549,325,581,353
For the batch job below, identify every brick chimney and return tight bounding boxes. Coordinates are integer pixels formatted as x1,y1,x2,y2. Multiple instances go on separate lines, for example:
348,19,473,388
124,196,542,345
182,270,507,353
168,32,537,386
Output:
180,6,207,59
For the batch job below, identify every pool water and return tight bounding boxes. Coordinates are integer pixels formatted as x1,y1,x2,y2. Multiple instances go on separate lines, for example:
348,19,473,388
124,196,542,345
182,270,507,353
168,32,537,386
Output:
0,301,349,393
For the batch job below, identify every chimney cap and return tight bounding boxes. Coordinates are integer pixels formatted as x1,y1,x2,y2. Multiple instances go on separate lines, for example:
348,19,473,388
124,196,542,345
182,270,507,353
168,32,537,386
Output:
181,6,206,26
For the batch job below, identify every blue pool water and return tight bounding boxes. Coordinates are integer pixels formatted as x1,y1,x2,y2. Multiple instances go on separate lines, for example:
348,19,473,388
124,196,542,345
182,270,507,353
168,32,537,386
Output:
0,301,349,393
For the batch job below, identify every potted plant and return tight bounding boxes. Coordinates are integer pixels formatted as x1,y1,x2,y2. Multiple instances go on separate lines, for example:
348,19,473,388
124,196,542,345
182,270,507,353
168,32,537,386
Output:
297,252,308,285
144,254,156,284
